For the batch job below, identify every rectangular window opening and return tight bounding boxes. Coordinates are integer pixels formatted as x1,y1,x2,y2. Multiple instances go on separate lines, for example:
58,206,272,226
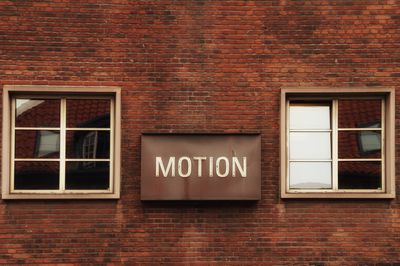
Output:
281,88,394,198
2,86,121,199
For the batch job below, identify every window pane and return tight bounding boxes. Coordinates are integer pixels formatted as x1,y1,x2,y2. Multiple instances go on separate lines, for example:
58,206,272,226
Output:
14,161,59,190
66,99,110,128
15,130,60,159
16,99,60,128
289,105,331,130
289,162,332,189
339,131,381,159
66,162,109,190
66,131,110,159
338,161,381,189
338,99,381,128
290,132,331,160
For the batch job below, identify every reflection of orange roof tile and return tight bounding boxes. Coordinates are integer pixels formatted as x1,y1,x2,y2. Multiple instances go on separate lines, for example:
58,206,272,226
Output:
338,100,381,128
16,99,110,128
67,99,110,127
16,99,60,127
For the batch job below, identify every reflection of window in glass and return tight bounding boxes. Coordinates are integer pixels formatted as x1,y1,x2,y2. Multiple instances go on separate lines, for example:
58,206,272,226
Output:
66,131,110,159
15,130,60,159
358,122,381,154
359,131,381,153
282,92,394,198
82,132,98,169
36,131,60,158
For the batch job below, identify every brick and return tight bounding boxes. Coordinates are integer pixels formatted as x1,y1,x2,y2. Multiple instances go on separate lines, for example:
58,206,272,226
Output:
0,0,399,264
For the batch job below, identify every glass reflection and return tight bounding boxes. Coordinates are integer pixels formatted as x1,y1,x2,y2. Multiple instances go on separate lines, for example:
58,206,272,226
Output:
289,162,332,189
66,99,110,128
338,99,381,128
15,130,60,159
14,161,59,190
16,99,60,128
338,131,381,159
338,161,381,189
289,104,331,130
290,132,331,160
359,131,381,154
66,162,109,190
66,131,110,159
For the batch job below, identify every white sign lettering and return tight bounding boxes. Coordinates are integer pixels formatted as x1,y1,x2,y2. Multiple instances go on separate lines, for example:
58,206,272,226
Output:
155,156,247,178
156,156,175,177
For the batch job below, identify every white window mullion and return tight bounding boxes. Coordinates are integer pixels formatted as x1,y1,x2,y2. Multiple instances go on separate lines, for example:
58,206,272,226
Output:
10,98,16,192
381,98,386,191
59,98,67,191
14,158,60,162
338,158,382,162
14,127,61,130
332,99,338,191
286,100,290,192
65,159,110,162
66,128,111,131
109,99,114,192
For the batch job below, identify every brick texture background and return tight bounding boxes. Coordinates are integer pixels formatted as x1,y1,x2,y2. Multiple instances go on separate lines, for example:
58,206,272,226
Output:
1,0,400,264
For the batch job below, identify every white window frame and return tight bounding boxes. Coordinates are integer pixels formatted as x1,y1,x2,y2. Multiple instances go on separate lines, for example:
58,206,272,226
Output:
2,85,121,199
281,87,395,199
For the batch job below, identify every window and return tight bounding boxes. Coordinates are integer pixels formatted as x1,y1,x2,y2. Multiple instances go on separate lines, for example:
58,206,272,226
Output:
281,88,395,198
2,86,121,199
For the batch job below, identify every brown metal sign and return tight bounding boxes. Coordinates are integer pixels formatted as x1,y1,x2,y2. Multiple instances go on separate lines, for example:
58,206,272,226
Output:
141,134,261,200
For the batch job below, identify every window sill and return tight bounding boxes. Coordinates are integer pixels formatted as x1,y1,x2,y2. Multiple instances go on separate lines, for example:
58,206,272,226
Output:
2,192,120,200
281,191,395,199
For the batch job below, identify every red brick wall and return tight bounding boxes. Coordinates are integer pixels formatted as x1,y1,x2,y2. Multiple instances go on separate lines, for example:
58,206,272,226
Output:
1,0,400,264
